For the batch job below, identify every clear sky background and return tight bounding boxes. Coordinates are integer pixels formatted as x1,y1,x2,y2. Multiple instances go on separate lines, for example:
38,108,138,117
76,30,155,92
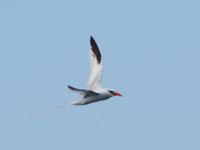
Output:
0,0,200,150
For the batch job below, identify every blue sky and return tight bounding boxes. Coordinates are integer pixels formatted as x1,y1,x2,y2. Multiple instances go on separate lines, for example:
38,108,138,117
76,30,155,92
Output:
0,0,200,149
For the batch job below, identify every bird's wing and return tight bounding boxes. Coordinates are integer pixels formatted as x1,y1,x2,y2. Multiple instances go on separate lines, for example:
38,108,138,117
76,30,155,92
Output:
68,85,99,98
68,85,87,96
88,36,103,92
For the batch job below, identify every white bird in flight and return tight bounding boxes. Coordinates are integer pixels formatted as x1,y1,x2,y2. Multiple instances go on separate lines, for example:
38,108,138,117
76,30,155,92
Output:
68,36,122,105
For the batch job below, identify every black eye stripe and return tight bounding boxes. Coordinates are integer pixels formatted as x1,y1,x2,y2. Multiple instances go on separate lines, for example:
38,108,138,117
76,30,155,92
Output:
108,90,114,94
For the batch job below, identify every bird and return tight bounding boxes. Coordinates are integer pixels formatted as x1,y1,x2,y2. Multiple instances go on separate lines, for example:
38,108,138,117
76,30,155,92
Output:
68,36,122,105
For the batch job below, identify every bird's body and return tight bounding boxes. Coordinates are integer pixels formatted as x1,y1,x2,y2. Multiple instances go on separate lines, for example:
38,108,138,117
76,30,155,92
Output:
68,85,113,105
68,36,122,105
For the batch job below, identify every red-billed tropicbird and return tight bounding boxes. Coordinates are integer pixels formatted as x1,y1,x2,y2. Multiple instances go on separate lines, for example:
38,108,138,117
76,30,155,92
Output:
68,36,122,105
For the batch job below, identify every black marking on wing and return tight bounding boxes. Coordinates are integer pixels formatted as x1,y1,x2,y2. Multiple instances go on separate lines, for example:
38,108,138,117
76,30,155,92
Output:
68,85,99,98
90,36,102,64
68,85,85,92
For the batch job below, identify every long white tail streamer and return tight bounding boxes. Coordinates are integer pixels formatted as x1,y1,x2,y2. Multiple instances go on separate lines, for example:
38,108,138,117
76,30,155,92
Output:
43,104,69,114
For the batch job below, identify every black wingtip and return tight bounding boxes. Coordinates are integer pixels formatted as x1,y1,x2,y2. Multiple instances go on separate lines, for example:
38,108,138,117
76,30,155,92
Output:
68,85,78,91
68,85,74,90
90,36,102,64
90,36,95,44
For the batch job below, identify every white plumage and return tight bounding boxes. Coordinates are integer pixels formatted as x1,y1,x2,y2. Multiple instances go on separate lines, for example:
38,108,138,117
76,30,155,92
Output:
68,36,122,105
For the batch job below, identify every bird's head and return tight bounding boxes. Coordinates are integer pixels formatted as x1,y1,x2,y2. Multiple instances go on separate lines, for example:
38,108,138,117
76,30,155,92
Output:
108,90,122,97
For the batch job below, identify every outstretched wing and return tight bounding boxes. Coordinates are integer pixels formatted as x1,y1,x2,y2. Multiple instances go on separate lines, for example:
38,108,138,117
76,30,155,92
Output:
88,36,103,92
68,85,99,98
68,85,87,96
